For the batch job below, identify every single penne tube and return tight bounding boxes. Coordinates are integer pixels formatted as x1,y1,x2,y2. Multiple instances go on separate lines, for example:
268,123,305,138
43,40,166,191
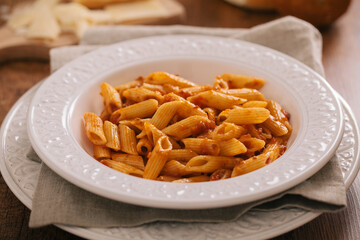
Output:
162,115,214,140
218,138,247,156
242,100,268,108
220,73,265,89
119,118,150,132
111,153,145,170
122,87,164,103
142,83,166,93
119,124,138,155
100,82,122,113
231,138,284,177
157,175,180,182
231,154,268,177
266,100,292,134
103,120,121,151
172,175,210,183
187,90,246,110
114,80,142,95
101,159,144,177
262,137,285,163
261,115,288,136
212,122,246,141
145,72,196,88
168,149,198,162
100,109,110,122
185,155,239,173
239,134,266,154
161,160,191,177
150,101,181,129
136,137,153,156
219,108,270,125
213,76,229,90
176,85,213,98
164,93,207,118
163,84,180,93
203,107,218,122
110,99,158,123
244,124,272,140
226,88,265,101
83,112,107,145
143,122,166,145
93,145,111,160
143,136,172,180
210,169,232,181
181,138,220,156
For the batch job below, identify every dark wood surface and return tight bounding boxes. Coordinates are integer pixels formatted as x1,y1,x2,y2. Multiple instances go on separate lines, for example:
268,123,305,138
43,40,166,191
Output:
1,0,360,239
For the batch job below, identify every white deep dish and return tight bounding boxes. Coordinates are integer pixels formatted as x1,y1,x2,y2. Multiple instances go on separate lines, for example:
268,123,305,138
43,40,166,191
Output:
27,35,344,209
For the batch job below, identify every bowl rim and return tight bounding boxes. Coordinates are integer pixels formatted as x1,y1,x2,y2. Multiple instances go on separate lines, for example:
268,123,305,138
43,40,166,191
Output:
27,35,344,209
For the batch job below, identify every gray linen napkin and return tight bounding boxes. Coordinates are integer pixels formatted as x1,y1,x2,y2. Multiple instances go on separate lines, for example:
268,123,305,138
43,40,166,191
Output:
29,16,346,228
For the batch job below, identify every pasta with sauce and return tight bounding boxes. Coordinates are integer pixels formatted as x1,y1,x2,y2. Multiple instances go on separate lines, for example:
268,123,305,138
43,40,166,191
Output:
83,72,291,182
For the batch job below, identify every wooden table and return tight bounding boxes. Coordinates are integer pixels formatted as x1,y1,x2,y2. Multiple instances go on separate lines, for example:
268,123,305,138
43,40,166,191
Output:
1,0,359,239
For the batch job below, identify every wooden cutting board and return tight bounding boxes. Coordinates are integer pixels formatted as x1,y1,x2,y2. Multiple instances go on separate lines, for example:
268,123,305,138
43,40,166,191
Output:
0,0,185,63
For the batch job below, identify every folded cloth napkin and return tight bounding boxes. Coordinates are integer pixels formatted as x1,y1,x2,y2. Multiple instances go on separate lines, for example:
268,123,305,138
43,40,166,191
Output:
29,16,346,228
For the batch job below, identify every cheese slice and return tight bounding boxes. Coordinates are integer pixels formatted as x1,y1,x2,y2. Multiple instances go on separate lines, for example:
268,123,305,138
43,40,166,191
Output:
54,3,90,37
104,0,168,23
26,5,60,40
86,10,112,25
7,8,35,31
74,0,145,9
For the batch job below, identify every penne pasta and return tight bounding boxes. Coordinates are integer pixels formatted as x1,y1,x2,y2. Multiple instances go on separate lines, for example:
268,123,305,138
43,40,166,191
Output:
136,137,153,156
111,153,145,170
213,76,229,90
168,149,198,162
181,138,220,156
93,145,111,160
161,160,191,177
187,90,246,110
219,107,270,125
176,85,213,98
119,124,138,155
226,88,265,101
150,101,181,129
261,115,289,136
185,155,240,173
210,169,232,181
122,87,164,103
146,72,196,88
164,93,208,118
100,82,122,113
231,138,284,177
101,159,144,177
203,107,218,122
242,100,268,108
218,138,247,156
172,175,210,183
110,99,158,123
85,72,292,182
83,112,107,145
212,122,246,141
143,136,173,180
115,80,142,95
239,134,266,155
220,73,265,89
162,115,215,140
103,120,121,151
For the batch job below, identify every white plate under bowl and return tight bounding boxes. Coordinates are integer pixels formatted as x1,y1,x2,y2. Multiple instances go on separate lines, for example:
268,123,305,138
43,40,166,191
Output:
1,84,358,240
27,35,344,209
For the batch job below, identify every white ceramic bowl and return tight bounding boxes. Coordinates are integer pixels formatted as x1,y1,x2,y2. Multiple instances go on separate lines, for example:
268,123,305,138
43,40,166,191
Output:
27,35,344,209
